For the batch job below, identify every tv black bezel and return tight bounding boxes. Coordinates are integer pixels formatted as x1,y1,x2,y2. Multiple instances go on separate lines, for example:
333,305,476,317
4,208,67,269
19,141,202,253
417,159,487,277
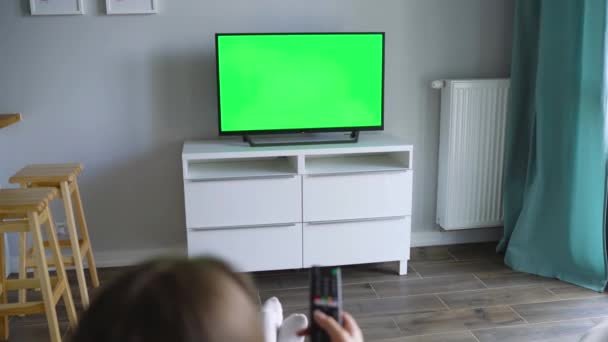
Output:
215,32,386,136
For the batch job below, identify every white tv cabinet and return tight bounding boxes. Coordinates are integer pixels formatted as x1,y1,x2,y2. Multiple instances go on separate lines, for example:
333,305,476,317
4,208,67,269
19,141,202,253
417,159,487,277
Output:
182,134,413,274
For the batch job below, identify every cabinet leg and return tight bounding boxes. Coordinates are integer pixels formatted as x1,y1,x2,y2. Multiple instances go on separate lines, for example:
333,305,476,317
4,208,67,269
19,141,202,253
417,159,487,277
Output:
398,260,408,275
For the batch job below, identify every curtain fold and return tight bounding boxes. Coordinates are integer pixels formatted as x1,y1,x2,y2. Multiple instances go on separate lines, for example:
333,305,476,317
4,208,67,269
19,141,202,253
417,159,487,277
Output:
499,0,608,291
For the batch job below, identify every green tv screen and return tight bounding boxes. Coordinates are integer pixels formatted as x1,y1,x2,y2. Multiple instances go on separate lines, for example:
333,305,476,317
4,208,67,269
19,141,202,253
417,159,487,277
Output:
216,33,384,134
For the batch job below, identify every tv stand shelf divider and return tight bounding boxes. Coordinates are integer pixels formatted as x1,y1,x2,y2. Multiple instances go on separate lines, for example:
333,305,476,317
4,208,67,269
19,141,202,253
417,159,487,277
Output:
182,134,413,274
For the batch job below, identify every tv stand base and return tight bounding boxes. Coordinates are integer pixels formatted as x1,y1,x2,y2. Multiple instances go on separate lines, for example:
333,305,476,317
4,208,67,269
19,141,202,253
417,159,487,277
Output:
398,260,408,275
243,131,359,147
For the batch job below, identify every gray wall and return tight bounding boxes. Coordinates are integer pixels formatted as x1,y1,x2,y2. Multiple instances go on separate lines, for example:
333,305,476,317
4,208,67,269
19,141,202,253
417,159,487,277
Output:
0,0,513,262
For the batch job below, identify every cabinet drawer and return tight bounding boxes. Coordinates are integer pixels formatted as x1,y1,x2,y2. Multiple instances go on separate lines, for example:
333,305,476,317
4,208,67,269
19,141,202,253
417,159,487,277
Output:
303,216,410,267
187,223,303,272
184,176,301,229
303,170,412,222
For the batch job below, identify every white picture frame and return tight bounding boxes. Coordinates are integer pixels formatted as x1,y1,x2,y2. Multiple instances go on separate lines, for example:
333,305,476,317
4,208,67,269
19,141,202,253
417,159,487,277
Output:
106,0,158,15
30,0,84,15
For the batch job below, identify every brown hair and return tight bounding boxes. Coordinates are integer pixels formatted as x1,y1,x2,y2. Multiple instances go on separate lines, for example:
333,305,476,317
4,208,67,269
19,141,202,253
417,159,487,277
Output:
70,257,264,342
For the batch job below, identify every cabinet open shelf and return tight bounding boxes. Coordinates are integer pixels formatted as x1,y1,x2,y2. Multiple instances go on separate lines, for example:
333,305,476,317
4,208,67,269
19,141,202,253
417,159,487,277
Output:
186,157,297,181
305,152,410,176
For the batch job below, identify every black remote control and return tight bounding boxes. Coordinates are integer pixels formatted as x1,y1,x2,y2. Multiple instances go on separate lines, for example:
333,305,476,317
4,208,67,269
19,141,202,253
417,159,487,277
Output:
309,266,343,342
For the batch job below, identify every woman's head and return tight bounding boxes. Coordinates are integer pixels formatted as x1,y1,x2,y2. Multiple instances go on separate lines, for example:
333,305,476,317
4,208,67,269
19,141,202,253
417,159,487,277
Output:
71,257,263,342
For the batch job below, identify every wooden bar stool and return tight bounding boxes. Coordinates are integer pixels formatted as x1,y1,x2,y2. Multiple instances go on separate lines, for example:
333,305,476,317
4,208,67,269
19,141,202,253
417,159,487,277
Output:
10,164,99,308
0,188,77,342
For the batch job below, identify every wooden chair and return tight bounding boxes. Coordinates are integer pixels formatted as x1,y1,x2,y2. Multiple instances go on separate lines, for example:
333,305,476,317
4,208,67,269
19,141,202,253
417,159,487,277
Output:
0,188,77,342
10,164,99,308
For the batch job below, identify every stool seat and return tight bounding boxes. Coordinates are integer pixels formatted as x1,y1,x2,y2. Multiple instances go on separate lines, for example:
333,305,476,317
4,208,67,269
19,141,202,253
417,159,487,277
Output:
9,164,83,184
0,188,58,214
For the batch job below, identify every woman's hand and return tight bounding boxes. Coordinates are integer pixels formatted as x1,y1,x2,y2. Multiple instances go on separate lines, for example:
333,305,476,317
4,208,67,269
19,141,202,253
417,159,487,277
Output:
299,310,364,342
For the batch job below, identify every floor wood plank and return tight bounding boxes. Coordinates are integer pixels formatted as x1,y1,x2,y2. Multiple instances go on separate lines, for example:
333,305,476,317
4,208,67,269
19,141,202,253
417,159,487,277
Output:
447,243,502,261
475,271,560,288
341,263,421,283
412,260,509,278
344,295,445,318
253,272,309,291
374,331,478,342
12,244,606,342
472,319,597,342
254,264,418,291
259,283,377,307
438,286,558,309
512,297,608,323
544,283,606,300
6,321,69,342
357,316,403,341
372,274,486,298
410,246,456,263
393,306,525,337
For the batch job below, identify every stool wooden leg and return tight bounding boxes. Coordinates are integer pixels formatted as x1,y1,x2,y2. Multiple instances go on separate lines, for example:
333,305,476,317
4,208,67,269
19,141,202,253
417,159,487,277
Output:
18,183,28,304
60,181,89,308
72,181,99,288
29,211,62,342
44,209,77,327
17,232,27,304
0,233,9,341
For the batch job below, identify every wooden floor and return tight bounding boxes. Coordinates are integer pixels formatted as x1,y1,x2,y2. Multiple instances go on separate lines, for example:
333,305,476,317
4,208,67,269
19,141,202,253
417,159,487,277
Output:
6,243,608,341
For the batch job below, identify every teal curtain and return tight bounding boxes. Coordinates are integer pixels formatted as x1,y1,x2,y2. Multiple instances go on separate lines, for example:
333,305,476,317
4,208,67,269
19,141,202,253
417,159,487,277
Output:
498,0,608,291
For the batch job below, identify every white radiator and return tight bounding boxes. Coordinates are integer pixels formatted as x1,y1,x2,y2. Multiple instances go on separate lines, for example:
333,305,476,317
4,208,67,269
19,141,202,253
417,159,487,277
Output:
435,79,510,230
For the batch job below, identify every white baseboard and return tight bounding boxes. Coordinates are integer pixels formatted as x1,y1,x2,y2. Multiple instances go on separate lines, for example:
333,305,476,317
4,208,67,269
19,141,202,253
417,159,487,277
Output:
6,228,503,274
92,246,187,268
8,246,186,275
411,227,503,247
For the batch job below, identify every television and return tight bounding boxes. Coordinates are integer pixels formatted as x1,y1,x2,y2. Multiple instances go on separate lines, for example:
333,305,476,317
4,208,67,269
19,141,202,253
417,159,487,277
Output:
215,32,385,137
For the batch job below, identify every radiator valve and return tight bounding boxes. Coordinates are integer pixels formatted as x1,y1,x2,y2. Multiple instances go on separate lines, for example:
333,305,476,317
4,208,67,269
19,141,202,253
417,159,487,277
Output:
431,80,446,89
